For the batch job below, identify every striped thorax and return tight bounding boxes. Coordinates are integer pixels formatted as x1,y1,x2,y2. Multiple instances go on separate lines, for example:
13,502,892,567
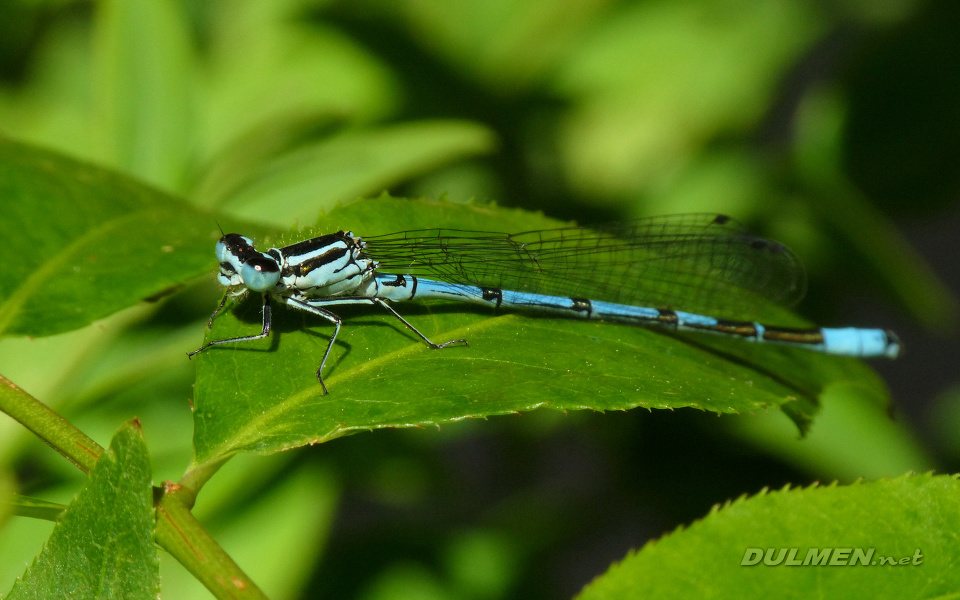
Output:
215,231,377,299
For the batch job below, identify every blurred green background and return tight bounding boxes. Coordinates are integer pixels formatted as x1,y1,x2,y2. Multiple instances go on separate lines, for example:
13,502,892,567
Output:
1,0,959,598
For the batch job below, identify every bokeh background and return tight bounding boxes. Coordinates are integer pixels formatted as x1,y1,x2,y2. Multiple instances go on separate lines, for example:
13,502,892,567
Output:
1,0,959,598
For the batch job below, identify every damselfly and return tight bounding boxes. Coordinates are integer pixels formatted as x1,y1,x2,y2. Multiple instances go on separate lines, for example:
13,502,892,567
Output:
189,214,899,393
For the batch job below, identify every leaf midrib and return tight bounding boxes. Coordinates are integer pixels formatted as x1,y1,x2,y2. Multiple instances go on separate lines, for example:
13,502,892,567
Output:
191,310,811,466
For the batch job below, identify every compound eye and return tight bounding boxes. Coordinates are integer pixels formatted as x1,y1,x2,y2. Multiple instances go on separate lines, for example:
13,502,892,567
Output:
240,256,281,292
215,240,229,263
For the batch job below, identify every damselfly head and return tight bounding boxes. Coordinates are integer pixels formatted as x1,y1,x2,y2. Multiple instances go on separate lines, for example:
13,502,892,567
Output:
215,233,282,293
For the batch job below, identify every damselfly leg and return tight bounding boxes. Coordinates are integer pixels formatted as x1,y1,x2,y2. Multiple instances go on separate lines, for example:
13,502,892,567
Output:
190,294,468,394
188,294,273,357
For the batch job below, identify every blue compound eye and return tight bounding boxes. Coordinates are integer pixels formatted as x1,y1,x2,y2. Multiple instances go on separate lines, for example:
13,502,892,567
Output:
215,240,229,263
241,256,281,292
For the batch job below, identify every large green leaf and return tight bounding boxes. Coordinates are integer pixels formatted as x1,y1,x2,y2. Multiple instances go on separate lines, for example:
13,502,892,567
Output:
6,421,158,600
0,138,260,337
190,196,889,468
577,473,960,599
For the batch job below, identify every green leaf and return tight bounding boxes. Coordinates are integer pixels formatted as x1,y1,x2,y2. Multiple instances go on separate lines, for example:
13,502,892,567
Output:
217,120,497,227
6,421,159,600
190,112,350,210
729,381,932,482
190,195,888,468
200,0,398,160
576,473,960,599
92,0,194,191
0,138,259,338
553,0,822,198
393,0,609,90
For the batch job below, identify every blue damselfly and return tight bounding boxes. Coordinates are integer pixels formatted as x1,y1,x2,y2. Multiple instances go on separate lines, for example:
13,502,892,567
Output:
190,214,899,393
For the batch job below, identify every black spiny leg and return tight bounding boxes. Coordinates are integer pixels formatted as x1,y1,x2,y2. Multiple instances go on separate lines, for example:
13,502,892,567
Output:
372,298,469,349
188,294,273,358
281,296,469,393
284,297,345,395
204,292,231,329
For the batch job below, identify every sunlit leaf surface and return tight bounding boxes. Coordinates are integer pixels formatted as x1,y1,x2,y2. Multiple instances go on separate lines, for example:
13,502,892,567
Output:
578,473,960,600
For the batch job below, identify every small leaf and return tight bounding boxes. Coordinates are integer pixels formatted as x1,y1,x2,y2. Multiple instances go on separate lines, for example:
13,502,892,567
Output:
190,196,888,468
6,421,159,600
577,473,960,599
729,381,932,482
394,0,609,90
217,120,497,226
553,0,822,197
201,2,397,158
191,112,350,209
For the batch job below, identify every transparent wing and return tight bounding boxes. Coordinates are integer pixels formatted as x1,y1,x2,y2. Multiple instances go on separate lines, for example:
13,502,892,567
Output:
360,214,807,319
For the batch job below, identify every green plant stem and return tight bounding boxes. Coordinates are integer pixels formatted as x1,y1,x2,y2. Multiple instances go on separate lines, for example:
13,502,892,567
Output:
7,493,67,521
178,453,232,507
0,373,264,599
0,373,103,471
156,482,268,600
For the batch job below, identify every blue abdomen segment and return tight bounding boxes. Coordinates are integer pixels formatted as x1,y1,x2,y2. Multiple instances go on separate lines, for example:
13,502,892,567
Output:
821,328,900,359
371,273,900,359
